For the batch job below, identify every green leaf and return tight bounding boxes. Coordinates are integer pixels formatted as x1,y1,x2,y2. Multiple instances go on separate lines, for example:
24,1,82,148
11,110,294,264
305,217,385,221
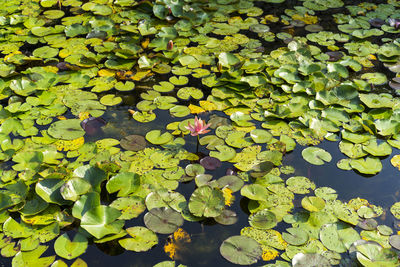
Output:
54,233,88,260
80,205,123,239
302,147,332,165
118,226,158,252
106,172,140,197
220,236,262,265
189,186,225,217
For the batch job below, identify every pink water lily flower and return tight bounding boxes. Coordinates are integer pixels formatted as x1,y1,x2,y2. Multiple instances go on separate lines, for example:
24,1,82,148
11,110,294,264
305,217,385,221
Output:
185,116,211,136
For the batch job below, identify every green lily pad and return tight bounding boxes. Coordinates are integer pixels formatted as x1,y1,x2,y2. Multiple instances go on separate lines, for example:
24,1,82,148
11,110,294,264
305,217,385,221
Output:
118,226,158,252
80,205,123,239
189,186,225,217
217,175,244,192
249,209,277,230
209,145,236,161
110,196,146,220
220,235,262,265
215,210,238,225
320,223,360,253
350,157,382,175
106,172,140,197
361,72,387,85
144,207,183,234
282,227,308,246
301,196,325,212
120,135,146,151
302,147,332,165
292,253,330,267
250,129,273,143
99,94,122,106
54,233,88,260
146,130,173,145
47,119,85,140
33,46,59,59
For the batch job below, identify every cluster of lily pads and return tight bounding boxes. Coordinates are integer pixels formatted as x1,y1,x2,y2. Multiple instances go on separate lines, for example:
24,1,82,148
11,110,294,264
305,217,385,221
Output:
1,0,400,266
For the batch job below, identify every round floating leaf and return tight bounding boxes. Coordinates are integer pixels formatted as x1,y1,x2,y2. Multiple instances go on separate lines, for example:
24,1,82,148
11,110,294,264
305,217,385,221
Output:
54,233,88,260
106,172,140,197
48,119,85,140
350,157,382,175
389,235,400,250
185,164,205,176
99,94,122,106
110,196,146,220
200,156,221,170
358,218,378,230
115,81,135,92
80,205,123,239
250,129,273,143
120,135,146,151
144,207,183,234
60,178,91,202
390,202,400,219
220,236,262,265
80,117,106,135
215,210,238,225
302,147,332,165
33,46,59,59
292,253,330,267
361,72,387,85
301,196,325,212
145,130,173,145
282,227,308,246
249,209,277,230
189,186,225,217
217,175,244,192
118,226,158,252
241,184,269,201
177,87,204,100
209,145,236,161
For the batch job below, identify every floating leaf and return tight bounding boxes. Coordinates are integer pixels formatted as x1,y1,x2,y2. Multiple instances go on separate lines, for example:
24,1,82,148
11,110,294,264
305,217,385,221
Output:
48,119,85,140
189,186,225,217
220,236,262,265
302,147,332,165
118,226,158,252
144,207,183,234
54,233,88,260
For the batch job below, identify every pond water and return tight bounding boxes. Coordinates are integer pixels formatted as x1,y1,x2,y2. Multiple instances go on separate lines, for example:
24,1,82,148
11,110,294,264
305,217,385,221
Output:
1,0,400,266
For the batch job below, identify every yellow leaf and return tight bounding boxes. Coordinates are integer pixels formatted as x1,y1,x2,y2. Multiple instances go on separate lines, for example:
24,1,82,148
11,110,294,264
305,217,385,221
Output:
4,51,22,61
57,116,67,120
391,155,400,171
98,69,116,77
78,112,90,120
131,70,152,81
261,247,279,261
262,14,279,23
327,45,339,51
222,187,235,206
55,137,84,151
291,14,318,24
188,104,205,114
199,100,217,111
368,54,377,60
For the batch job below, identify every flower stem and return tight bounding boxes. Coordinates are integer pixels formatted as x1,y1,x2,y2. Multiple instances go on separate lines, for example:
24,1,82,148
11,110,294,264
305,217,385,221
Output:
196,135,199,154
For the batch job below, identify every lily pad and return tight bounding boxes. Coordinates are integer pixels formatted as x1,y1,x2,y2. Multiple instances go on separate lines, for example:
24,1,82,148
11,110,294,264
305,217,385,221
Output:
54,233,88,260
249,209,277,230
220,235,262,265
302,147,332,165
120,135,146,151
47,119,85,140
118,226,158,252
189,186,225,217
146,130,173,145
144,207,183,234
